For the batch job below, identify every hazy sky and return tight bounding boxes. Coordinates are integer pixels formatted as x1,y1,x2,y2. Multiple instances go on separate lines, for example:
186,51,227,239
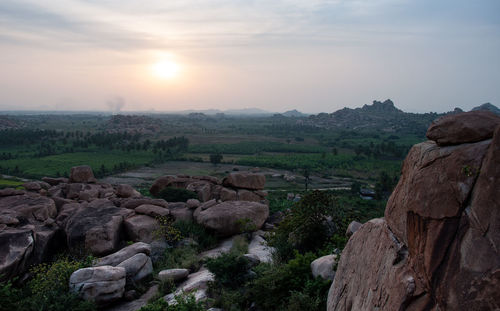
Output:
1,0,499,113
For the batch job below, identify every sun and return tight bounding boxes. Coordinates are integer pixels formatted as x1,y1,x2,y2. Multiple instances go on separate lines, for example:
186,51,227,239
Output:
151,60,180,80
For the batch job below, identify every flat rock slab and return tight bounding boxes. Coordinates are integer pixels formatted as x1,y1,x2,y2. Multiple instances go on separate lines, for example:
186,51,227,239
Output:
70,266,126,305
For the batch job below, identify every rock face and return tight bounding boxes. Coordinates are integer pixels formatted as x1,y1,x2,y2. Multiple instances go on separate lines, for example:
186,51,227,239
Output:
69,266,126,305
311,254,337,281
69,165,97,183
328,117,500,310
426,110,500,146
223,172,265,190
194,201,269,236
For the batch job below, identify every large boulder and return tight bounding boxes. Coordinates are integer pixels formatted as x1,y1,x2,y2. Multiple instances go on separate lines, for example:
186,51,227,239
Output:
158,268,189,282
0,227,34,280
65,199,132,255
116,184,140,198
311,254,337,281
426,110,500,146
135,204,169,218
222,172,265,190
69,165,97,183
117,253,153,283
186,181,212,202
194,201,269,236
328,122,500,310
96,242,151,267
123,215,160,243
0,194,57,222
69,266,126,305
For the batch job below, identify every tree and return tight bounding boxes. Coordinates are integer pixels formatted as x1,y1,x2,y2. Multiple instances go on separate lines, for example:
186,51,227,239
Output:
209,153,223,166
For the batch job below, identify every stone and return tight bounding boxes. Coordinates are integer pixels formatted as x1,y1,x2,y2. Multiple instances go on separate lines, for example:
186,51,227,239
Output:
123,215,160,243
186,181,212,202
0,188,25,197
220,187,237,201
186,199,200,209
69,266,126,305
121,198,168,209
96,242,151,267
222,172,266,190
170,206,193,222
0,215,19,225
311,254,337,280
194,201,269,236
426,110,500,146
65,199,132,255
0,227,34,280
237,189,261,202
345,221,362,237
42,177,69,186
69,165,97,183
117,253,153,283
158,268,190,282
199,237,234,259
23,182,41,191
116,184,140,198
135,204,170,218
106,285,159,311
248,232,274,263
200,199,217,210
0,194,57,223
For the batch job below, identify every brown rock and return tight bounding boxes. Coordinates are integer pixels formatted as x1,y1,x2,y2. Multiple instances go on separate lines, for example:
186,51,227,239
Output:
194,201,269,236
0,227,34,280
0,188,25,197
69,165,97,183
116,184,140,198
345,221,362,237
222,172,266,190
149,176,195,196
124,215,160,243
237,189,261,202
170,206,194,222
186,181,212,202
220,187,237,201
135,204,170,218
121,198,168,210
23,182,41,191
426,110,500,146
0,194,57,222
42,177,69,186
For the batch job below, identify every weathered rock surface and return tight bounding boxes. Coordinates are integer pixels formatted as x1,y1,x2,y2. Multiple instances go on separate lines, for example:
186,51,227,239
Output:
194,201,269,236
426,110,500,146
0,227,34,280
116,184,140,198
96,242,151,267
135,204,169,218
247,232,274,263
345,221,362,237
328,121,500,310
69,266,126,305
311,254,337,280
69,165,97,183
158,268,190,282
123,215,160,243
65,199,132,255
222,172,265,190
117,253,153,283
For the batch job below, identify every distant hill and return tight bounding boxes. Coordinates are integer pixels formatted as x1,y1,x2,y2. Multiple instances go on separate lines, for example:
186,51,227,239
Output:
306,99,444,135
471,103,500,115
281,109,308,117
0,116,22,130
166,108,273,116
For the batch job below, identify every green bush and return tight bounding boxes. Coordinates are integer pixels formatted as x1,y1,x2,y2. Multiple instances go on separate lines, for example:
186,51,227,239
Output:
205,252,250,289
173,220,218,251
0,257,96,311
155,187,198,202
268,191,335,262
155,245,201,273
139,293,204,311
250,252,328,311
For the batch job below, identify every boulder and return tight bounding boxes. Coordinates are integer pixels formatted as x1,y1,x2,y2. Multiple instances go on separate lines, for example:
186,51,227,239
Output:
42,177,69,186
194,201,269,236
135,204,170,218
96,242,151,266
311,254,337,280
117,253,153,283
69,266,126,305
23,181,41,191
0,188,25,197
222,172,266,190
170,206,193,222
0,227,34,280
0,194,57,222
65,199,132,255
123,215,160,243
116,184,140,198
186,199,200,209
158,268,190,282
220,187,237,201
248,232,273,263
345,221,362,237
69,165,97,183
237,189,261,202
121,198,168,210
106,285,159,311
186,181,212,202
426,110,500,146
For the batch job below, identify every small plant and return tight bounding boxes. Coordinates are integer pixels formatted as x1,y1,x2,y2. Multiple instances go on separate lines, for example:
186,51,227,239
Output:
173,220,218,251
462,165,478,177
229,235,249,256
155,245,201,273
236,218,257,235
139,293,204,311
155,215,182,244
205,252,251,289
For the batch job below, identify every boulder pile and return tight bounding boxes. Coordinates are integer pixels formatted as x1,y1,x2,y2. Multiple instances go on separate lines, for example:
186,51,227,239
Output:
327,111,500,310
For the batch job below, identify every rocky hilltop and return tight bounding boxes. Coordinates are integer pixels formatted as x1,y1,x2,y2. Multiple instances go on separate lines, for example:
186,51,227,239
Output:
327,111,500,310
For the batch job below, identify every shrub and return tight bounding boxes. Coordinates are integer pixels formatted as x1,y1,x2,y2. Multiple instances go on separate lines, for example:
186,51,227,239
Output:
139,293,204,311
156,187,198,202
155,215,183,244
229,235,249,256
205,252,251,289
173,220,218,251
268,191,335,262
155,245,201,273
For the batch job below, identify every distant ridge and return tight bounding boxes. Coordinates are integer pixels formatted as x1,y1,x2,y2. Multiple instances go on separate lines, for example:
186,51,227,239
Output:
281,109,308,117
471,103,500,115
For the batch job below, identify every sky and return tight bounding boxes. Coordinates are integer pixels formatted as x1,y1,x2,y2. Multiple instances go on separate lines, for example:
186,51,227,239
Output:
0,0,499,114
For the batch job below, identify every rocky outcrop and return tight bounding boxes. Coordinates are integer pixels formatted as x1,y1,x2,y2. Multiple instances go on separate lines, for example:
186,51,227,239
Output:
123,215,160,243
328,112,500,310
69,165,97,183
194,201,269,236
223,172,265,190
69,266,126,305
311,254,337,281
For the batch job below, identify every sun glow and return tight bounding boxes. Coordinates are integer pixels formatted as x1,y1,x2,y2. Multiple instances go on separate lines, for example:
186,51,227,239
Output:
152,60,180,80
